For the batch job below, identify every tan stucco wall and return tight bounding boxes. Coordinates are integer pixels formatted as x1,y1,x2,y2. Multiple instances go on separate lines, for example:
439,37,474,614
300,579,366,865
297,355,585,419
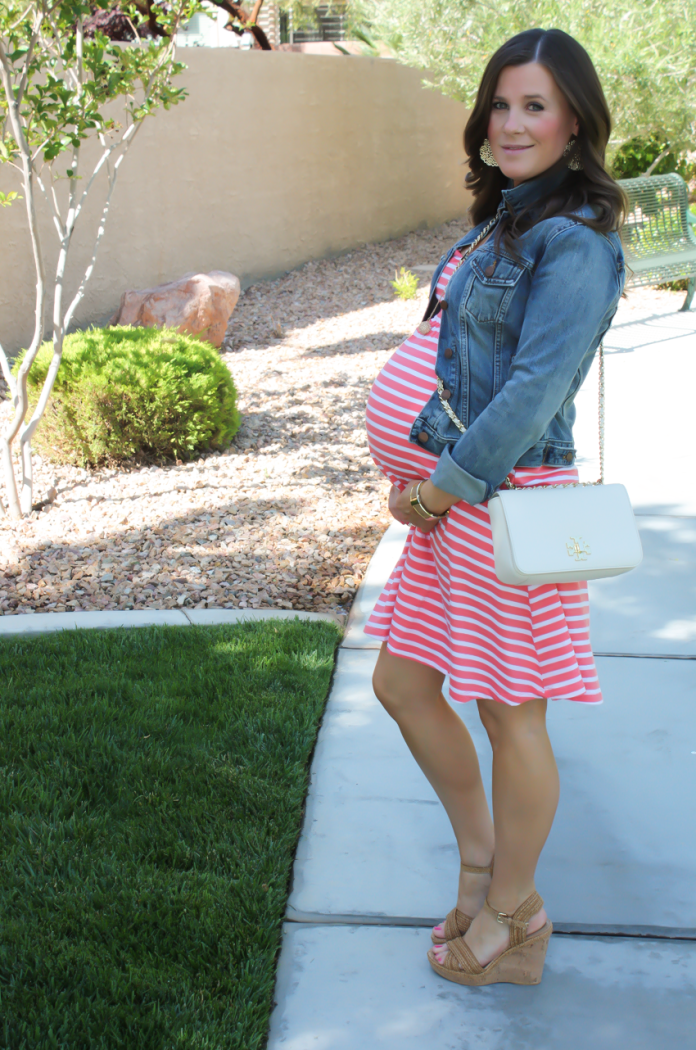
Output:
0,50,471,355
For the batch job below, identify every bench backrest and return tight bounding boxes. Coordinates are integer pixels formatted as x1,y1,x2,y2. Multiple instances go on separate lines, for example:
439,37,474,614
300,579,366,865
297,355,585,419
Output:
619,173,696,285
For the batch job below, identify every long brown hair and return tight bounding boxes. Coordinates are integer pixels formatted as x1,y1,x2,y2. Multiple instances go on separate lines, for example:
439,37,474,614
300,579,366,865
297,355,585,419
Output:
464,29,626,253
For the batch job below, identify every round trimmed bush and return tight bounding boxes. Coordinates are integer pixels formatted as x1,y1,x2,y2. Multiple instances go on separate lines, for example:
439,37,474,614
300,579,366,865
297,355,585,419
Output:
16,326,241,466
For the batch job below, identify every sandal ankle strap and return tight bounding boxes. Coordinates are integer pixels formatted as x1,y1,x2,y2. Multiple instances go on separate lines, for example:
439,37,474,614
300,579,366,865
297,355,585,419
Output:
460,856,494,876
484,891,544,947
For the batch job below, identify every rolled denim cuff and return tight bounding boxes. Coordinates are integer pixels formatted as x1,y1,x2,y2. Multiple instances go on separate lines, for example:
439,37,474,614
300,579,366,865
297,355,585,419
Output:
429,445,490,505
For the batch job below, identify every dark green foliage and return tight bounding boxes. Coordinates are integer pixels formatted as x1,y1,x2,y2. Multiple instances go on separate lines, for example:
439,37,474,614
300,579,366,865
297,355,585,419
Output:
0,619,342,1049
610,133,695,182
16,326,241,466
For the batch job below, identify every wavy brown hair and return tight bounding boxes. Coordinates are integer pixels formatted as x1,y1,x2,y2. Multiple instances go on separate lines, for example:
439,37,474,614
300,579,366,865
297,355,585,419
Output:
464,28,626,253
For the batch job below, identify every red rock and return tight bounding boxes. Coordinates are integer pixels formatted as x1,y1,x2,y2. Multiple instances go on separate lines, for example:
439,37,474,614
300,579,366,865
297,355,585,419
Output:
109,271,241,348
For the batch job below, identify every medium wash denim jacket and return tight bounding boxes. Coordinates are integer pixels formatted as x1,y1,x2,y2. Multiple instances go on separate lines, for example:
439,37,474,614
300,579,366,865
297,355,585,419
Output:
409,166,625,504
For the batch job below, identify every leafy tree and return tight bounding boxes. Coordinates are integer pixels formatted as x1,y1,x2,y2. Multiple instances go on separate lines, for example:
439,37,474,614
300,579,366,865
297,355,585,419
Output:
0,0,197,518
85,1,345,50
353,0,696,161
86,1,279,49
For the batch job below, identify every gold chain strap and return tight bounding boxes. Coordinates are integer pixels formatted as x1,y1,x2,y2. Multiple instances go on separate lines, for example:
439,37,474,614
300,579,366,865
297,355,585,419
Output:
433,217,606,490
434,216,498,434
502,343,605,490
452,216,498,276
437,378,466,433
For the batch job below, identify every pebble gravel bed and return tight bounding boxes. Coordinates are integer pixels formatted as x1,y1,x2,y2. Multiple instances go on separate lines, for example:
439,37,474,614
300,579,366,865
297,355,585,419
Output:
0,221,683,620
0,220,471,619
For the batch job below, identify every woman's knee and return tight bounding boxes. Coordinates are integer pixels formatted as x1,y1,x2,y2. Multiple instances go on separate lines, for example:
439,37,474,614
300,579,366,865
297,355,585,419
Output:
372,647,443,719
478,697,548,748
372,661,415,718
372,658,396,709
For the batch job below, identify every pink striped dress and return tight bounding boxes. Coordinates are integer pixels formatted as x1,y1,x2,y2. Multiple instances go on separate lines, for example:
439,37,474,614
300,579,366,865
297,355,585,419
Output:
364,250,602,706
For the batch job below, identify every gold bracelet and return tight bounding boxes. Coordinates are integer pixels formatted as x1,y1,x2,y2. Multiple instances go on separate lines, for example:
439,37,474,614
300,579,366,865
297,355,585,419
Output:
410,481,449,520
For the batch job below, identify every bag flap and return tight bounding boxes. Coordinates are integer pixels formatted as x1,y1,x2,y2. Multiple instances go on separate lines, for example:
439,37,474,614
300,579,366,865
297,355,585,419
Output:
494,484,643,575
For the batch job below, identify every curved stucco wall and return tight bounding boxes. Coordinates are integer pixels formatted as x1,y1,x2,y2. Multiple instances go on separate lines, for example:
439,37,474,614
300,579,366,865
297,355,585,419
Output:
0,50,471,354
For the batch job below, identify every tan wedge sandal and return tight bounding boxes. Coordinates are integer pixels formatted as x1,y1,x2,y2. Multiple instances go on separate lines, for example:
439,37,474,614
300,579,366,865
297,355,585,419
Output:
427,890,552,986
431,859,494,945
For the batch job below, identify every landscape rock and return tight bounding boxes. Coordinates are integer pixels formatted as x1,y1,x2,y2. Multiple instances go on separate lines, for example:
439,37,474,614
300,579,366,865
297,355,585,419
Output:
110,271,241,348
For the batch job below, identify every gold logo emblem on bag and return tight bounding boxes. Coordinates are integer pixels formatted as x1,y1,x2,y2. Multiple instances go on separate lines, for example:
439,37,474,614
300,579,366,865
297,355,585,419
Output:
566,537,591,561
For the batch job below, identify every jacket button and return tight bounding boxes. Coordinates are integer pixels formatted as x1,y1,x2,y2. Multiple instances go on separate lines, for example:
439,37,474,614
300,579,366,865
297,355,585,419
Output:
444,347,453,359
418,431,429,444
441,388,452,400
439,300,449,311
564,452,573,462
484,262,497,277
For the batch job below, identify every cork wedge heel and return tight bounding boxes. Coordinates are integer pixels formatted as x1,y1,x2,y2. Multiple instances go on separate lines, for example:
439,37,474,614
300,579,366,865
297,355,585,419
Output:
430,859,494,946
427,890,552,986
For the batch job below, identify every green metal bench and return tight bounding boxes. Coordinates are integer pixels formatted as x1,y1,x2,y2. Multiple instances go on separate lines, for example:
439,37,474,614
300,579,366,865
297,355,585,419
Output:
618,172,696,311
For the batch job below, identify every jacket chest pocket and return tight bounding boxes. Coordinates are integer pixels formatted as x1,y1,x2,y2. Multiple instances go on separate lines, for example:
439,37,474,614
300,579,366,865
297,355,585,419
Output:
465,254,525,323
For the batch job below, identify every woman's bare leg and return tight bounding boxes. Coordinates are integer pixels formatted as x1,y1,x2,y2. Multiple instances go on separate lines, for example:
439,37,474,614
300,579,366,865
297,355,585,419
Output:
431,696,559,966
372,644,495,919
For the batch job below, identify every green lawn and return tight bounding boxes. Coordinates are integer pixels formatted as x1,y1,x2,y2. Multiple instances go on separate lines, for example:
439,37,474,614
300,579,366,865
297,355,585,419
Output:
0,619,342,1049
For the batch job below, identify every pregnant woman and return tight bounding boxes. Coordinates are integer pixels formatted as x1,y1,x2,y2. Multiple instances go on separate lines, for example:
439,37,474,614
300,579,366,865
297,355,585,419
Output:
365,28,626,986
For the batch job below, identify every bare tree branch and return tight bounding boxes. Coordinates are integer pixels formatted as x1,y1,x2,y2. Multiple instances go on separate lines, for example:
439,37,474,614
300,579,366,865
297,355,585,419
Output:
644,149,670,176
34,170,66,239
207,0,274,49
14,23,39,108
0,339,17,402
62,129,140,334
0,34,47,516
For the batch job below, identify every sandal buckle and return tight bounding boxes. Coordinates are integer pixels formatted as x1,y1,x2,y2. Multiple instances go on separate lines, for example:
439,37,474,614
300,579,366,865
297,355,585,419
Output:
495,911,510,925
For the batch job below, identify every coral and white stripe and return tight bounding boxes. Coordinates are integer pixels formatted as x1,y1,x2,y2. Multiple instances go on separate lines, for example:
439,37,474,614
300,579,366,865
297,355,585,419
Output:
364,250,602,705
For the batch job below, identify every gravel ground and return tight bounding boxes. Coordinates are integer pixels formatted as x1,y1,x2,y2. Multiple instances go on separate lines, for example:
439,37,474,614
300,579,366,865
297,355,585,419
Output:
0,221,470,618
0,220,685,620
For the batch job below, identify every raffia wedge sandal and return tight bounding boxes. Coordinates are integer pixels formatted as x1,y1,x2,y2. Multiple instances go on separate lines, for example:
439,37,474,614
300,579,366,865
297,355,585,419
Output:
427,890,553,986
430,858,494,945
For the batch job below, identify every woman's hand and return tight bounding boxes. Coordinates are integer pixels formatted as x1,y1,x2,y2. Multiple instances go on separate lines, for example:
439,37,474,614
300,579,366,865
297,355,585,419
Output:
388,484,413,526
388,480,454,533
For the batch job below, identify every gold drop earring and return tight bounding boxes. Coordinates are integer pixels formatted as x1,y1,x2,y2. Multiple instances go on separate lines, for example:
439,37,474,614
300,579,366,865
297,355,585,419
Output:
479,138,499,167
563,136,583,171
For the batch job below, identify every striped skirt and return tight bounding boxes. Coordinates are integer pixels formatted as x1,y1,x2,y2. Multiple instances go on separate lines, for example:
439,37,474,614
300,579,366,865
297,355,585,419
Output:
364,260,602,706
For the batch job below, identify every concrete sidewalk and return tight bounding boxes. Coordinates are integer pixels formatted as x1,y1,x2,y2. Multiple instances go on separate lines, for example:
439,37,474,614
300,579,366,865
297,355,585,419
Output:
267,299,696,1048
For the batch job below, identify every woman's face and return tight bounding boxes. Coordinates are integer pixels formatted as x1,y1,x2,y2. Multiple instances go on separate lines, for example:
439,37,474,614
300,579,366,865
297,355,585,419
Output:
487,62,579,186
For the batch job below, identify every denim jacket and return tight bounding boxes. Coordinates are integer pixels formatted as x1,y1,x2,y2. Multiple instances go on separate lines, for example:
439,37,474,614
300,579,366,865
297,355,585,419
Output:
409,166,625,504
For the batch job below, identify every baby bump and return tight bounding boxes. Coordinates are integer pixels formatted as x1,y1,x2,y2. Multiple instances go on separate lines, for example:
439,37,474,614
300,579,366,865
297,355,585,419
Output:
365,339,440,487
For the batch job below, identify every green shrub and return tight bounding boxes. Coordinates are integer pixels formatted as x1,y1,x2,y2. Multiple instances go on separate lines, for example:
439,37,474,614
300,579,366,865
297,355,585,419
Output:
15,326,241,466
610,133,696,182
390,266,419,300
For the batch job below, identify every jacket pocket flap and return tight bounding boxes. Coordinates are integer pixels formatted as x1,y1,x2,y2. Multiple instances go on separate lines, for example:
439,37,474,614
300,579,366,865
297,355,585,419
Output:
470,253,525,287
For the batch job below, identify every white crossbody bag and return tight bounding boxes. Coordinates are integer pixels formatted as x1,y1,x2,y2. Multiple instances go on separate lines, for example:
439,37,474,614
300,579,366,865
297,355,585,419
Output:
425,219,643,587
486,345,643,585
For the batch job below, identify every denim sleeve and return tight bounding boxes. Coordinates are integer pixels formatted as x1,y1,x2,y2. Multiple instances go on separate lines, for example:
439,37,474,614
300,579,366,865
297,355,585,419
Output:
429,225,624,503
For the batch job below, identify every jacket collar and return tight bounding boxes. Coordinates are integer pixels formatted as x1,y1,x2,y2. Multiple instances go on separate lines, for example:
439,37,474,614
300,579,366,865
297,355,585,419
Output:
498,163,571,217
